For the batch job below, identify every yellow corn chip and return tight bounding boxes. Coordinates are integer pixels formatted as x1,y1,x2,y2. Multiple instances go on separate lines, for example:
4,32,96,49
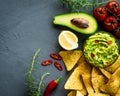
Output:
82,74,94,94
76,91,84,96
59,50,83,71
99,68,111,79
91,75,106,93
100,75,120,96
88,93,110,96
116,87,120,96
112,66,120,78
91,67,107,93
91,67,102,76
64,55,91,90
67,91,76,96
80,88,87,96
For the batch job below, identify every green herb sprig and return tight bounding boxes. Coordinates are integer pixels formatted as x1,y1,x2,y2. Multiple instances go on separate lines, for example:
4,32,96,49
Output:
60,0,108,12
27,49,50,96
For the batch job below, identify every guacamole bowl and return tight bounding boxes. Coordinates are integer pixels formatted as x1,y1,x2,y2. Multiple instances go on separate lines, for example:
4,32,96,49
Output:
83,32,119,68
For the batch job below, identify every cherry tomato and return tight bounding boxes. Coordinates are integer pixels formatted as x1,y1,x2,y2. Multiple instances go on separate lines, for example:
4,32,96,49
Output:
106,1,120,13
116,9,120,18
93,6,107,21
104,16,118,31
114,28,120,39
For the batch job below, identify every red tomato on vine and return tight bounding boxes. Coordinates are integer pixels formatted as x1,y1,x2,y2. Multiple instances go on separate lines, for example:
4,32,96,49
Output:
93,6,107,22
106,1,120,13
104,16,118,31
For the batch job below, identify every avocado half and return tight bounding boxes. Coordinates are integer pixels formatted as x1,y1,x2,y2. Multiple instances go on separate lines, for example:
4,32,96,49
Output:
53,13,98,34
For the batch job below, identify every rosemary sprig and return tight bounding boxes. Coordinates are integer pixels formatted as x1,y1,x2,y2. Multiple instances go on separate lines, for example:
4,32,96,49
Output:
60,0,108,12
27,49,50,96
27,49,40,85
36,72,50,96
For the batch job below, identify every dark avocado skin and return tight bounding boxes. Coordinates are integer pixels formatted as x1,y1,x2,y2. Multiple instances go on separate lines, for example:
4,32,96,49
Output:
53,13,98,34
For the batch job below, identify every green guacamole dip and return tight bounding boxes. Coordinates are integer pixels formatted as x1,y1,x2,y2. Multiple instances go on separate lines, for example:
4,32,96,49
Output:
83,32,119,67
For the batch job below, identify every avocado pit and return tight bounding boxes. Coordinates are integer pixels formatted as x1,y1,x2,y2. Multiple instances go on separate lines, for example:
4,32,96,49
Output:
71,18,89,28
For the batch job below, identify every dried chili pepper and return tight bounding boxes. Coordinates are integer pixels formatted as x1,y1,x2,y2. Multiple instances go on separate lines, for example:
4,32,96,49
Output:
50,53,62,60
41,60,53,66
44,76,62,96
54,62,63,71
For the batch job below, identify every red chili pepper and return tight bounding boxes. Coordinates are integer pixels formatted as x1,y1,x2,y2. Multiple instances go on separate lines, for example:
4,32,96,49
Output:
54,62,63,71
41,60,53,66
50,53,62,60
44,76,62,96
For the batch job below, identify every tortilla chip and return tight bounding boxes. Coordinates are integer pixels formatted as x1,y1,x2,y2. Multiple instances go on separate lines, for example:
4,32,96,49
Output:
100,75,120,96
64,66,85,90
91,75,106,93
88,93,110,96
116,87,120,96
99,68,111,79
76,91,84,96
76,55,92,74
64,55,91,90
91,67,102,76
67,91,76,96
81,74,94,94
104,55,120,73
91,67,105,93
59,50,83,71
80,88,88,96
112,66,120,78
100,67,120,95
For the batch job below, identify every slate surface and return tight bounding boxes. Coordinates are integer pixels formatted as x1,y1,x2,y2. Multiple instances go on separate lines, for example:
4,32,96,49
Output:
0,0,120,96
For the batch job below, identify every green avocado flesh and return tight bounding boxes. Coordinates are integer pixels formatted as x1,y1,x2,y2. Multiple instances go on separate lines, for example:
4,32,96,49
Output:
83,32,119,68
53,13,98,34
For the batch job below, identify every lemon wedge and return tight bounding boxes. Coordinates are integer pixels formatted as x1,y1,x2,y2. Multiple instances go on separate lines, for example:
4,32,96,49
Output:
58,30,78,50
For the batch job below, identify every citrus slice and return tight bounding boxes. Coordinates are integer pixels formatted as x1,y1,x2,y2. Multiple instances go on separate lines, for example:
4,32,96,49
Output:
58,30,78,50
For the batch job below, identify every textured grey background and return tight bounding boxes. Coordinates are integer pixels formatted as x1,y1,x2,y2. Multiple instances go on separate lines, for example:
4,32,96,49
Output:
0,0,120,96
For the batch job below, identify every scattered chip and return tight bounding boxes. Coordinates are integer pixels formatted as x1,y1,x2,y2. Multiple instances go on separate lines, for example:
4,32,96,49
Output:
79,87,87,96
76,91,84,96
91,67,107,93
116,87,120,96
91,75,106,93
91,67,102,76
88,93,110,96
99,68,111,79
64,66,85,90
112,66,120,78
67,91,76,96
100,75,120,95
64,55,91,90
81,74,94,94
59,50,83,71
